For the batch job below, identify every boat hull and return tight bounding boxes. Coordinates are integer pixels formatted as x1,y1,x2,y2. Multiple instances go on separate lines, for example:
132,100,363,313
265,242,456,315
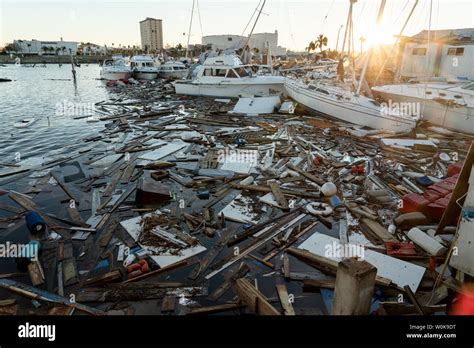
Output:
372,88,474,134
284,79,416,133
100,71,130,81
159,70,189,80
133,71,158,80
174,81,285,98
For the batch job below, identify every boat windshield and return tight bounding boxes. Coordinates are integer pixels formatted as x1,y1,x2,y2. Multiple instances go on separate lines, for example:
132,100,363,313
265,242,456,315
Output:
235,67,249,77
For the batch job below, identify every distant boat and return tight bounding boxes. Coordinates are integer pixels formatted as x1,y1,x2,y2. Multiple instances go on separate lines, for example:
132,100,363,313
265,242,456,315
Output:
372,81,474,134
131,55,159,80
14,118,36,128
100,57,131,81
158,61,189,80
174,55,285,98
0,78,12,82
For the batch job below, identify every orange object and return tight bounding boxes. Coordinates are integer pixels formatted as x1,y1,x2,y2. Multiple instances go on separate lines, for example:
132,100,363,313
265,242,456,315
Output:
428,257,437,272
451,287,474,315
127,263,141,274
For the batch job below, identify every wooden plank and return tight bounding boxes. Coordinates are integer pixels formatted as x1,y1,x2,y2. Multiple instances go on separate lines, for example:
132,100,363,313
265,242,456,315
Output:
268,180,289,211
303,278,336,289
188,229,233,280
332,258,377,315
437,141,474,234
188,303,242,315
282,253,290,279
417,285,448,306
276,284,295,315
161,296,175,313
103,167,125,197
121,161,136,184
67,207,87,227
0,203,24,214
51,172,79,203
84,269,122,286
0,279,104,315
404,285,425,315
235,278,280,315
57,262,64,296
286,163,324,185
28,261,45,287
287,247,391,287
362,218,396,242
208,264,249,301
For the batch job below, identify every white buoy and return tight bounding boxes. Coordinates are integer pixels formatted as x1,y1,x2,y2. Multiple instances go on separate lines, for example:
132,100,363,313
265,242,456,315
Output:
407,228,447,256
321,182,337,197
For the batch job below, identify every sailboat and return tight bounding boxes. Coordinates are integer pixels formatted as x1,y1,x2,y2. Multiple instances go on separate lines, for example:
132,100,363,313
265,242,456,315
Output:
284,0,418,133
372,81,474,134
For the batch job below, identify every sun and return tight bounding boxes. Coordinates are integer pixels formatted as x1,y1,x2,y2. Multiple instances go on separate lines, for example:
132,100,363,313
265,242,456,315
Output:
364,30,395,48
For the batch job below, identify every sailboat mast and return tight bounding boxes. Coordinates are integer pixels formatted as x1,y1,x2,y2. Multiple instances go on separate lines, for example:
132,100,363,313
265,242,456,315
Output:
185,0,196,60
338,0,356,81
356,0,386,95
240,0,266,60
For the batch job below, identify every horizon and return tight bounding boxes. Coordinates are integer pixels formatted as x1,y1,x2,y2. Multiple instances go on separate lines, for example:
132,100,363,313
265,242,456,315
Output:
1,0,473,51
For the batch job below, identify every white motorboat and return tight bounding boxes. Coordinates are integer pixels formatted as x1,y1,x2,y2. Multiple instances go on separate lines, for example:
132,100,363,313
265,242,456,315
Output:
372,82,474,134
285,78,418,133
173,55,285,98
100,57,131,81
158,61,189,80
131,55,159,80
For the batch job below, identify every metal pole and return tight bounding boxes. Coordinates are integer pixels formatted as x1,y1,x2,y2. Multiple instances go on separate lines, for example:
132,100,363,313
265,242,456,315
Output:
185,0,196,60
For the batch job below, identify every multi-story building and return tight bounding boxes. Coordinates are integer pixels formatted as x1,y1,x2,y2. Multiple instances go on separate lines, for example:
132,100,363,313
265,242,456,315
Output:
13,39,78,55
202,30,287,56
140,17,164,53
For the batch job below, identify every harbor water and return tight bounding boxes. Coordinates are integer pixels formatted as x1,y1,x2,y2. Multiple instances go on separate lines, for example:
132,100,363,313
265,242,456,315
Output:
0,64,109,164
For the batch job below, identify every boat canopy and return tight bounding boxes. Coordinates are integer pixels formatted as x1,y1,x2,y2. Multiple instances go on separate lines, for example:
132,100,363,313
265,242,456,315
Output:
202,55,244,67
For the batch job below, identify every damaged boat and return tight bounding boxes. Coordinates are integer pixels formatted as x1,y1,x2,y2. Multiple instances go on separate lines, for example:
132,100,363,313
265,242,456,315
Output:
372,81,474,134
173,54,285,98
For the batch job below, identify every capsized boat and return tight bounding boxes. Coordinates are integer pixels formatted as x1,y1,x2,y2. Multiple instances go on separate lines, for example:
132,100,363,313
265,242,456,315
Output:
131,55,159,80
14,118,36,128
173,55,285,98
284,77,418,133
100,57,131,81
372,81,474,134
158,61,189,80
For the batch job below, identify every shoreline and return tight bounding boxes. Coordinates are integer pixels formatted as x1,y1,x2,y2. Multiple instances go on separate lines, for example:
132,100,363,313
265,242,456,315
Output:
0,55,111,64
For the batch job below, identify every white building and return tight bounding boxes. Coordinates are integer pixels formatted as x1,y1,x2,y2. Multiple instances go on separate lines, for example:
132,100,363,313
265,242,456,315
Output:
202,31,287,56
398,28,474,81
140,17,164,52
13,39,78,55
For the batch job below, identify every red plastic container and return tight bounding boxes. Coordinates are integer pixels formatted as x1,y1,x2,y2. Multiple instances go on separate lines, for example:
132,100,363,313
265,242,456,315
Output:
448,161,464,177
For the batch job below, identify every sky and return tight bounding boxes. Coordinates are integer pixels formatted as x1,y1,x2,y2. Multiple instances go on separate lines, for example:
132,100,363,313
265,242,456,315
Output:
1,0,473,51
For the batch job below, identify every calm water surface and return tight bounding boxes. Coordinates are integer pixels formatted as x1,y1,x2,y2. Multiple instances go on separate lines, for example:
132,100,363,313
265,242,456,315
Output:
0,64,111,164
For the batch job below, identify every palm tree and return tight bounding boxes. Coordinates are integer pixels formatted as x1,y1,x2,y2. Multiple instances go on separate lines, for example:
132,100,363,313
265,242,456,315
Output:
55,47,61,55
41,46,48,55
315,34,328,53
48,46,55,54
359,36,366,54
61,46,66,55
306,41,316,55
